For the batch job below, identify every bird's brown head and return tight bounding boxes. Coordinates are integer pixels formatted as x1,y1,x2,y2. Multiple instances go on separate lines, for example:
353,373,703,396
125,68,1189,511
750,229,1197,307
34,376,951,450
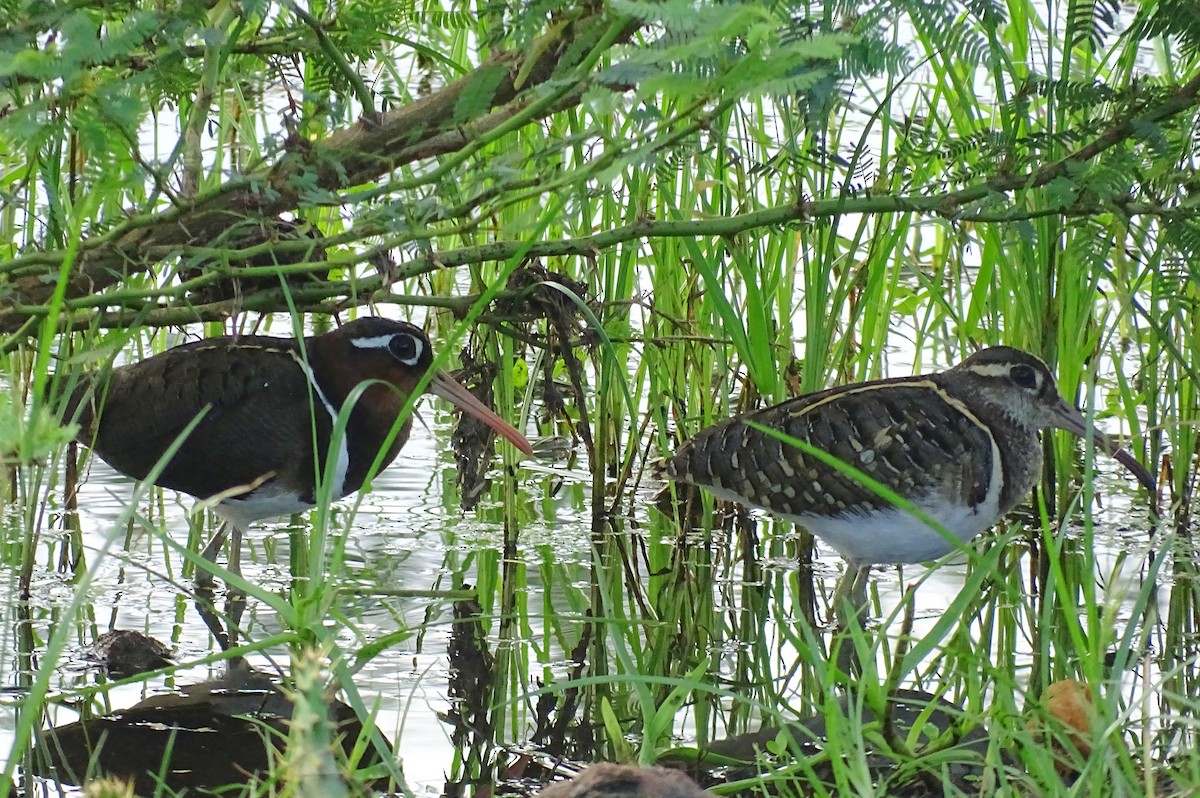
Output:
315,317,533,455
951,346,1154,491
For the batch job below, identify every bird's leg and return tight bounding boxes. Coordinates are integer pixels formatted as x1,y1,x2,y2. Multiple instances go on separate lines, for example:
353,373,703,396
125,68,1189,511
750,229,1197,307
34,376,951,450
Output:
196,519,245,588
227,523,243,582
848,563,870,616
223,588,246,648
193,587,228,647
829,561,870,623
196,520,228,589
831,561,870,677
193,581,247,650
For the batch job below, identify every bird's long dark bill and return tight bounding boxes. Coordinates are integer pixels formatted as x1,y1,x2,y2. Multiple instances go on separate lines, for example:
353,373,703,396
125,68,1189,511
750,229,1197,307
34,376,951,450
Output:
1050,398,1156,492
429,370,534,455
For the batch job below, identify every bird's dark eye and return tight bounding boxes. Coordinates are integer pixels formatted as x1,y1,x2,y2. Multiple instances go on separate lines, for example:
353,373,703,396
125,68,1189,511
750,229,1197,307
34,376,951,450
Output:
1010,364,1038,389
388,333,423,366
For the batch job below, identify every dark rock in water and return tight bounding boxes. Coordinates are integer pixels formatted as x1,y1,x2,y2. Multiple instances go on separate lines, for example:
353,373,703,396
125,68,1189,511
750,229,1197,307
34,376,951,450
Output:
35,659,390,793
535,764,714,797
88,630,172,678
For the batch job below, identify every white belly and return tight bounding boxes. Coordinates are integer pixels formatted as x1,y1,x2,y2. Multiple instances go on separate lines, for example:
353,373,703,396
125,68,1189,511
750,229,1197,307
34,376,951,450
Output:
212,483,316,529
790,502,1000,564
701,484,1004,565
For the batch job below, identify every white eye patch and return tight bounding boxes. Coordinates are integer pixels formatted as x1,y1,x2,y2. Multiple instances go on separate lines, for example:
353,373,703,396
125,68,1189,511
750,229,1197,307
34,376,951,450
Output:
350,330,425,366
349,335,395,350
965,363,1013,379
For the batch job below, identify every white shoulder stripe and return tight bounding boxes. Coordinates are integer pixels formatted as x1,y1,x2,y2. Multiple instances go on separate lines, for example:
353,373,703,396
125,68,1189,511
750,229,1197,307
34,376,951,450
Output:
291,352,351,499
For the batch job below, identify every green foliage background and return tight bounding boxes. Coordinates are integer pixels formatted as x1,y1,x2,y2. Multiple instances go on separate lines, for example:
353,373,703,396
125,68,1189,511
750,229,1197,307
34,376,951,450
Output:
2,0,1199,795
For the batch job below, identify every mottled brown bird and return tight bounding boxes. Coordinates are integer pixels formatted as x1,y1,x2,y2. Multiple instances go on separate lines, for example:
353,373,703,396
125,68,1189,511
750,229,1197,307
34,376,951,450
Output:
655,347,1155,602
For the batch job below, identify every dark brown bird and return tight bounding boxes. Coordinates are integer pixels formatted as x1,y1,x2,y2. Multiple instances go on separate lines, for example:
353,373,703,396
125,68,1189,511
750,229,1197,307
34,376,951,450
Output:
39,658,391,793
66,317,533,583
654,347,1155,602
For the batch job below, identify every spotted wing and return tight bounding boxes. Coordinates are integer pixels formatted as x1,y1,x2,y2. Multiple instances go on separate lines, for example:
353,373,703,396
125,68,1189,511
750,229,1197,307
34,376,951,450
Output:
656,378,996,518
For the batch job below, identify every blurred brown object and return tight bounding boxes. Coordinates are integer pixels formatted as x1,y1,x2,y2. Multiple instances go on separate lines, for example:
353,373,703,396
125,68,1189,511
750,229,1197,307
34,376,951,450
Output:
1030,679,1107,776
535,764,714,797
1045,680,1094,755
